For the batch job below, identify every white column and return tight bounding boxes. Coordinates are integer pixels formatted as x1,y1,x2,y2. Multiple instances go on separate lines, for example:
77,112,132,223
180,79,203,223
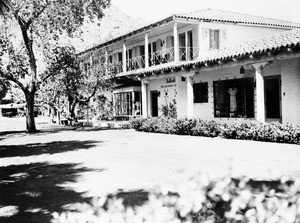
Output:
141,80,149,118
122,42,127,73
173,21,179,62
253,64,265,123
187,75,194,118
197,22,203,59
185,31,188,61
145,33,149,68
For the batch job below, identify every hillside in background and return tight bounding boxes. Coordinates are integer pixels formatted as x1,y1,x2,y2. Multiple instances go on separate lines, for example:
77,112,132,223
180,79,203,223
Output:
64,4,151,53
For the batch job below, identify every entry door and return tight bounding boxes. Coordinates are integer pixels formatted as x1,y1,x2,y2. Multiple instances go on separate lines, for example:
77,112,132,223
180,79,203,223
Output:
265,76,281,121
151,91,159,117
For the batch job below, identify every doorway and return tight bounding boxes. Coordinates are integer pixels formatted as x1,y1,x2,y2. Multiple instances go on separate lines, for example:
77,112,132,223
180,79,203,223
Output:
265,75,281,122
151,91,159,117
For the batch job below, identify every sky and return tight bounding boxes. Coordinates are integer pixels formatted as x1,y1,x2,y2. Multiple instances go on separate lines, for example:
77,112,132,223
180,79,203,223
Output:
112,0,300,23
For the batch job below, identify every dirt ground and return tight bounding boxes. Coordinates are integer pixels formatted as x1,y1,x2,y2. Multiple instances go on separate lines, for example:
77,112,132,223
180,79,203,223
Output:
1,117,300,222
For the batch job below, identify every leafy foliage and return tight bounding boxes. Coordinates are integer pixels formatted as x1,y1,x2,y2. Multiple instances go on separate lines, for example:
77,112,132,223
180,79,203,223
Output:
130,118,300,144
0,0,110,132
40,46,112,123
52,174,300,223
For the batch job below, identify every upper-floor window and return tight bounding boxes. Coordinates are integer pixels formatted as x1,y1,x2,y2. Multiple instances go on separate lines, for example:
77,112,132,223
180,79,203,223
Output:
209,29,220,49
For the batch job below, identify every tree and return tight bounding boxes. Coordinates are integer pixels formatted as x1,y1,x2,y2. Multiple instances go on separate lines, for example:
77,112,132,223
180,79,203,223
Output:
0,0,110,132
0,0,10,15
40,46,112,124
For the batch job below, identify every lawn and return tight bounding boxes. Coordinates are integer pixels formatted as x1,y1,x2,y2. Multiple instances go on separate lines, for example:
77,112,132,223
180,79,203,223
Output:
1,117,300,222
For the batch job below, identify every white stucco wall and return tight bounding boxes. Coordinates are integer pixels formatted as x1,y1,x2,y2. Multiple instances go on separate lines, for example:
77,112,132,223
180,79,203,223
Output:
280,57,300,123
143,56,300,124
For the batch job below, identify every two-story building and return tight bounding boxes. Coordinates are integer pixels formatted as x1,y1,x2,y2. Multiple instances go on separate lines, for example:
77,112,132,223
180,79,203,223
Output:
78,9,300,123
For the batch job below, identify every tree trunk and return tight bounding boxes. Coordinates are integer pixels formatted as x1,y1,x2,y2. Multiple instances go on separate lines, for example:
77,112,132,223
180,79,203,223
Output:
25,90,37,132
69,101,78,125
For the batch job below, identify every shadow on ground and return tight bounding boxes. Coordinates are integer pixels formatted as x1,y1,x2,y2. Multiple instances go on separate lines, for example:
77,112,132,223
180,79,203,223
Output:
0,140,102,158
0,162,105,223
107,189,149,208
0,125,129,141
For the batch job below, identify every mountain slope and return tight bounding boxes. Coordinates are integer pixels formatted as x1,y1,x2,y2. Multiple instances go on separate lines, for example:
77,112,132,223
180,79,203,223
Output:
67,4,151,52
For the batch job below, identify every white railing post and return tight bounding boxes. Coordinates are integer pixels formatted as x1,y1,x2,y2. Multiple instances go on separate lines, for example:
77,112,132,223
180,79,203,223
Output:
145,33,149,68
173,21,179,62
122,42,127,74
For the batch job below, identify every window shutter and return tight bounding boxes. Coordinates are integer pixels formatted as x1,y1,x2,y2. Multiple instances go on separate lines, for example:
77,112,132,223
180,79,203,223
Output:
202,28,209,50
220,29,227,48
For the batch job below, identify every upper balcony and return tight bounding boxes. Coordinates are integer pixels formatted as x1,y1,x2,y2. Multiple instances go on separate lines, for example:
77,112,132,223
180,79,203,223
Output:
79,17,225,77
103,20,203,76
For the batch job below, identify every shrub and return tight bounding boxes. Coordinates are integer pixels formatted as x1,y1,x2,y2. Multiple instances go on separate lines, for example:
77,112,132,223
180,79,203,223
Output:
130,117,300,144
52,175,300,223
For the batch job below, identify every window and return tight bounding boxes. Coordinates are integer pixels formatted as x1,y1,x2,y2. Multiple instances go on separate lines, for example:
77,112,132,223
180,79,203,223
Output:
213,78,254,118
114,92,133,116
209,29,220,49
193,82,208,103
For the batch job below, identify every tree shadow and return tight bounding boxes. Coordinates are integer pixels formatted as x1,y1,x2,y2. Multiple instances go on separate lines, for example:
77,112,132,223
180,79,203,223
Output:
106,189,149,208
0,162,105,223
0,140,103,158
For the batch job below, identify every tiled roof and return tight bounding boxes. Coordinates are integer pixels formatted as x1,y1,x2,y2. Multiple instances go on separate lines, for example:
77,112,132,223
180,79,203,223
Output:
78,9,300,56
176,9,300,29
198,29,300,63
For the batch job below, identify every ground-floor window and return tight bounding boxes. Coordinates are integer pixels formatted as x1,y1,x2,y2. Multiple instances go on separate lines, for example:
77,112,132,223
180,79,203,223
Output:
114,91,142,116
213,78,254,118
115,92,132,116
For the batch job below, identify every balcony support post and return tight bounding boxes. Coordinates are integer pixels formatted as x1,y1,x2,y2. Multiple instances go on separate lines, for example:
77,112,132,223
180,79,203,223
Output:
122,42,127,73
173,21,179,62
145,33,149,68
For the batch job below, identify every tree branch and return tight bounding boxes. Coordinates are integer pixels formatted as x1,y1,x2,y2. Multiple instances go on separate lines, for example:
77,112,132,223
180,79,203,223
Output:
0,70,26,92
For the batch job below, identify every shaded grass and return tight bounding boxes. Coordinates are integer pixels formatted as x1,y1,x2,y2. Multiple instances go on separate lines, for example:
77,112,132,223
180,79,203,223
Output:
0,162,105,223
0,140,102,158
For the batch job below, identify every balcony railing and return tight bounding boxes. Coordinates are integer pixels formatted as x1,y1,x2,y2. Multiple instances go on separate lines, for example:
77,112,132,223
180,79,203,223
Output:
179,47,200,61
107,61,123,75
105,47,200,74
149,47,175,66
127,56,145,71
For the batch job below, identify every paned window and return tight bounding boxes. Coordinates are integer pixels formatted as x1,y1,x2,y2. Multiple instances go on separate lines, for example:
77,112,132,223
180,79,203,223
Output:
213,78,254,118
209,29,220,49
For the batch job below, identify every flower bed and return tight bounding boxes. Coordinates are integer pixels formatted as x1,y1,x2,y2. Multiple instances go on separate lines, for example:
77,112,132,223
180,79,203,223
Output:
130,117,300,144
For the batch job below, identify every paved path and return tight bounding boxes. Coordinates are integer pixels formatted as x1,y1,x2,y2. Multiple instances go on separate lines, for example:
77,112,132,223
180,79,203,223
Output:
1,117,300,197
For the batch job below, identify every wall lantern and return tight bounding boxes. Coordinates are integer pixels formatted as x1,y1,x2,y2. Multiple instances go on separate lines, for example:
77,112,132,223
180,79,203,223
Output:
240,66,245,74
181,76,186,82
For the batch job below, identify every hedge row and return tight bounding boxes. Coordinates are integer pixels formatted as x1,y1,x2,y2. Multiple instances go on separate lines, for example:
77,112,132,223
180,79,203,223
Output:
52,175,300,223
130,117,300,144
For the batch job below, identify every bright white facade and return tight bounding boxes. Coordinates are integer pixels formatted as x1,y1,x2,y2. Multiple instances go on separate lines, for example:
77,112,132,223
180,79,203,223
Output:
78,9,300,123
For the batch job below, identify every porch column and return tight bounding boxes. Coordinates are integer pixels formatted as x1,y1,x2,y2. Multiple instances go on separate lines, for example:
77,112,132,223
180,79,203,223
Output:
253,63,267,123
187,74,194,118
122,42,127,73
141,80,149,118
145,33,149,68
173,21,179,62
197,22,203,59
